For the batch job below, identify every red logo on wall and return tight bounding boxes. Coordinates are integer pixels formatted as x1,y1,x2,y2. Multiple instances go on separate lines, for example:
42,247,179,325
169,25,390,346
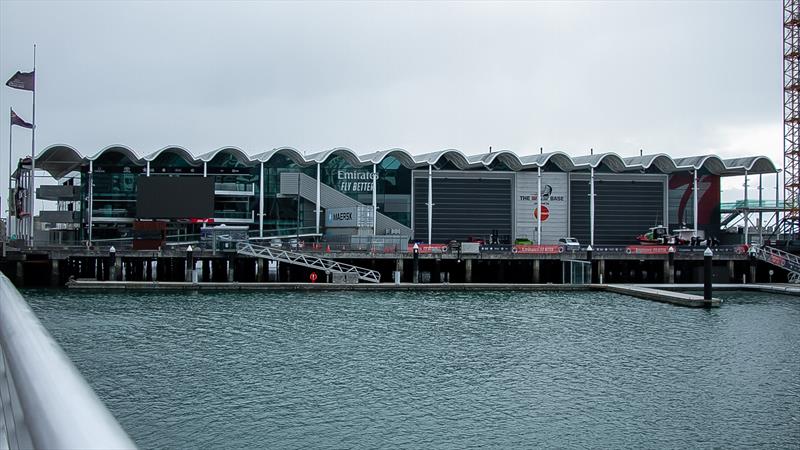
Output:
534,206,550,221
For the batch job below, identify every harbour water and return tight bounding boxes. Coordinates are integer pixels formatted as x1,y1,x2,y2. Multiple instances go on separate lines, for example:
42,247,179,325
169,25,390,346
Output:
24,289,800,449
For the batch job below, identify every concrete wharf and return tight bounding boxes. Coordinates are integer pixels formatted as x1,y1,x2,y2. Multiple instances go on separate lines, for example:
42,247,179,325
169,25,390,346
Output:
0,244,766,289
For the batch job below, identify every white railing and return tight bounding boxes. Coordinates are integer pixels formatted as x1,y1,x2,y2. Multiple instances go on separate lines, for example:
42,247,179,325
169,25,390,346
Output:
0,273,136,449
237,241,381,283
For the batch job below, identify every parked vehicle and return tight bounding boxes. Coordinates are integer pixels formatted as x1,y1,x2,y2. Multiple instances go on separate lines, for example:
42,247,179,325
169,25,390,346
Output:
559,237,580,250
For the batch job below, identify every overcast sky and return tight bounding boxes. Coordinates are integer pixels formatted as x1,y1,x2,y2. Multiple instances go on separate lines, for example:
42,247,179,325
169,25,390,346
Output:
0,1,784,200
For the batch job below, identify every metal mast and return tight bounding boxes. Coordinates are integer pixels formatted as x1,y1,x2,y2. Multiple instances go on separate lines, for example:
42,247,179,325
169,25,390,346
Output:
784,0,800,236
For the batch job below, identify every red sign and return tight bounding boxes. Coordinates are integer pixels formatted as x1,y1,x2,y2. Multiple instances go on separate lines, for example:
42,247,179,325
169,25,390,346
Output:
534,206,550,221
190,218,215,223
625,245,670,255
408,244,448,253
513,244,562,254
309,272,318,283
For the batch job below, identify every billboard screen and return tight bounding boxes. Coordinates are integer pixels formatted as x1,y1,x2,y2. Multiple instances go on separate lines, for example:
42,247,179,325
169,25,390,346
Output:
136,176,215,219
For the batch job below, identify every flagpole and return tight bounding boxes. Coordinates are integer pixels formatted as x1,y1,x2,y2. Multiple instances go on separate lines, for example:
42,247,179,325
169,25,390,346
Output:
29,44,36,246
4,109,10,257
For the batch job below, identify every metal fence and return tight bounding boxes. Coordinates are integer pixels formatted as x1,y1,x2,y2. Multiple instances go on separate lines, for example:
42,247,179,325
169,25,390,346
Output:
0,273,135,449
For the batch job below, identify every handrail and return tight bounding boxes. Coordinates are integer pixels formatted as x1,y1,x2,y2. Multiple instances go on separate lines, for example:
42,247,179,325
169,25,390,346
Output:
237,241,381,283
752,245,800,282
0,273,136,449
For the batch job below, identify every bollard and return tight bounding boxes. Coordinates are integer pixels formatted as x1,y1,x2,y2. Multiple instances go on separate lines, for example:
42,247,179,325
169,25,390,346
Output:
108,246,116,282
412,243,420,284
186,245,195,283
586,245,593,283
704,246,713,301
748,245,757,283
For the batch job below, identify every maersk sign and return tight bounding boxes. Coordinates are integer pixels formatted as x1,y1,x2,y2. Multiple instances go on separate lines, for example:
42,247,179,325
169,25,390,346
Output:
515,172,568,244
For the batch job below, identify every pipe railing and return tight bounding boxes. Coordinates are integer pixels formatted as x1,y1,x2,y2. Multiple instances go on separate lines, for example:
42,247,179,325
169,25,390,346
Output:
0,273,135,449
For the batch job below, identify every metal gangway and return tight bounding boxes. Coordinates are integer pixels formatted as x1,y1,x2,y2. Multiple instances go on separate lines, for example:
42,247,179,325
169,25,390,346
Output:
0,273,135,449
236,241,381,283
750,245,800,283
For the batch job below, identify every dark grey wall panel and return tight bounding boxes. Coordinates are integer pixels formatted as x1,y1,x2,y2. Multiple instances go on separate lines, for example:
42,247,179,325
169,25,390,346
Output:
570,177,665,245
413,176,511,243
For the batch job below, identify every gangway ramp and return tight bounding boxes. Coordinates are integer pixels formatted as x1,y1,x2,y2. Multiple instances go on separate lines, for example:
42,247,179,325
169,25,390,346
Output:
236,241,381,283
751,245,800,283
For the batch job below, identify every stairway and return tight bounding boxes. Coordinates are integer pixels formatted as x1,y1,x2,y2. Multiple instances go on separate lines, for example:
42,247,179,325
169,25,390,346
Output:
279,172,412,236
236,241,381,283
751,245,800,283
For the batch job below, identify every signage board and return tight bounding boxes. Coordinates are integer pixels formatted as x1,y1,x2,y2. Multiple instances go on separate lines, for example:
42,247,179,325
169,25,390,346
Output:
515,172,568,244
335,170,378,193
326,206,373,228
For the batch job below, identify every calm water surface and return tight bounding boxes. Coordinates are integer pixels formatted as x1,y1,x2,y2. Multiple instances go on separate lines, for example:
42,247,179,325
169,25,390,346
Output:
23,289,800,449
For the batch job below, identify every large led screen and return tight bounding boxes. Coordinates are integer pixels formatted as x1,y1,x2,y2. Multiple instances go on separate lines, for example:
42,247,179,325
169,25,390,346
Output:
136,176,215,219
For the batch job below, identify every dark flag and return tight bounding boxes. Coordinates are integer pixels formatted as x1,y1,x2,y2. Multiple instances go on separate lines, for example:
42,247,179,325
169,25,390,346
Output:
5,70,35,91
11,109,33,129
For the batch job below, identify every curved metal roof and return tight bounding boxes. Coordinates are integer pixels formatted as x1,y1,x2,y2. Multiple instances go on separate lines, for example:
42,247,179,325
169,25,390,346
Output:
36,145,83,179
143,145,201,166
32,145,779,179
197,146,250,164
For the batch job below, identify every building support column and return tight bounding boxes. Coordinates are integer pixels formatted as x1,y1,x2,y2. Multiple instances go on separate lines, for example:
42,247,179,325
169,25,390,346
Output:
260,162,265,238
146,161,150,176
668,247,675,284
464,258,472,283
598,259,605,284
727,260,736,283
663,259,670,284
203,162,207,178
693,169,698,236
395,258,403,278
427,164,433,244
114,256,122,282
316,163,321,235
532,259,540,284
744,170,749,244
758,173,763,242
590,167,595,247
146,258,153,281
50,259,60,287
16,261,24,286
537,166,542,245
372,163,377,236
202,259,210,282
88,160,93,244
227,256,235,282
257,259,265,282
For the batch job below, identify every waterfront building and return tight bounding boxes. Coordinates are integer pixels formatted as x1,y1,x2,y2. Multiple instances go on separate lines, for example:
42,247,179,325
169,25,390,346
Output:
18,146,777,247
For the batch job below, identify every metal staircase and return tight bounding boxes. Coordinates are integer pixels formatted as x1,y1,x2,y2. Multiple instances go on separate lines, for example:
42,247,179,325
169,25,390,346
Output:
236,241,381,283
751,245,800,283
280,172,412,235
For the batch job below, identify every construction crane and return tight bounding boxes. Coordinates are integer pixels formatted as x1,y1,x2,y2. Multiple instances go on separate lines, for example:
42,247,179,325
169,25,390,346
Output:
784,0,800,236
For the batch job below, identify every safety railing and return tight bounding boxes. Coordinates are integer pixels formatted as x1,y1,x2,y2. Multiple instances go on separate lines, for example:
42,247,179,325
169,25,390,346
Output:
237,241,381,283
0,273,136,449
751,245,800,283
